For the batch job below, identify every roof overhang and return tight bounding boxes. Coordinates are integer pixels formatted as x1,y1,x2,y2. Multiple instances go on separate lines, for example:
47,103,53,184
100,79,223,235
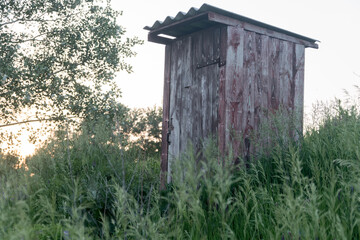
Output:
144,4,319,48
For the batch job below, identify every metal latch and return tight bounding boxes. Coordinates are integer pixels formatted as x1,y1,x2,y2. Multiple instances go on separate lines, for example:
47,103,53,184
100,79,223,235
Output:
196,57,226,69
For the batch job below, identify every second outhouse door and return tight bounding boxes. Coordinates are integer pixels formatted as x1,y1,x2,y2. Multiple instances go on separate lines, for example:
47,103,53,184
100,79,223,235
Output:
167,27,223,179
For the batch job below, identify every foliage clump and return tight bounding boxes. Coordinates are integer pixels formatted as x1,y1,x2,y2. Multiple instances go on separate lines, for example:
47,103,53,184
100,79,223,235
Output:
0,0,142,124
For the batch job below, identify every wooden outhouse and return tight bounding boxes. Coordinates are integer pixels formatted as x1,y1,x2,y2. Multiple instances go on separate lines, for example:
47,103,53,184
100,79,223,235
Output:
144,4,318,188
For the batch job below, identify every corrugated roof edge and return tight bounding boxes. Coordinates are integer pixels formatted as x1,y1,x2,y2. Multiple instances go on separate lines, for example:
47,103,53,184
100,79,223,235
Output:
144,3,319,44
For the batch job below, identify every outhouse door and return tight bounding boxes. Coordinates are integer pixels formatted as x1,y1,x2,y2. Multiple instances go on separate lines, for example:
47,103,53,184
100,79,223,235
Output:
167,27,223,180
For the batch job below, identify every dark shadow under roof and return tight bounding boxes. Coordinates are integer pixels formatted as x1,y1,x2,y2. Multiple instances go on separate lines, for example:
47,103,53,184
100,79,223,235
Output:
144,3,319,48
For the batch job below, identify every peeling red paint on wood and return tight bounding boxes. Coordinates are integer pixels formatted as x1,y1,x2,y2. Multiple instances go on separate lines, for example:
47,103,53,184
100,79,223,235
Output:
224,26,244,159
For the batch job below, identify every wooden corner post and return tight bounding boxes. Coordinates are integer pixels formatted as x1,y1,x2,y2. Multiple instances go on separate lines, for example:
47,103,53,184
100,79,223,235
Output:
160,44,172,190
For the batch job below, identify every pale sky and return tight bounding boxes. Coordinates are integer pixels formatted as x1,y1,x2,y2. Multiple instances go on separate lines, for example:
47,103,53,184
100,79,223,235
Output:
113,0,360,115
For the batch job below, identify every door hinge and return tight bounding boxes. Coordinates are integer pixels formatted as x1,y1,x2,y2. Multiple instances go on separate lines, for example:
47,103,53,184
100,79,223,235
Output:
196,57,226,69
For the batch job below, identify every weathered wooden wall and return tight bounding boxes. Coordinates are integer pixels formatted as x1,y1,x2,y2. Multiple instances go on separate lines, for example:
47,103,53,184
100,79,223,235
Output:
165,27,221,183
221,26,305,162
161,25,305,186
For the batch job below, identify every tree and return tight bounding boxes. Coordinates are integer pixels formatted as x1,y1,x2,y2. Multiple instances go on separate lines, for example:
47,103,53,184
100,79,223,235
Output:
0,0,142,124
126,107,162,155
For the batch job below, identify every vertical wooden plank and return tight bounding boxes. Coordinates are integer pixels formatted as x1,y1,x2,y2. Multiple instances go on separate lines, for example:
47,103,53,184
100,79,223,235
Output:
225,26,244,161
289,42,296,110
254,33,262,137
201,29,211,143
261,35,270,108
160,44,172,190
211,27,221,136
258,35,270,124
293,44,305,138
279,40,293,109
218,26,227,157
168,40,181,183
259,35,270,153
278,41,285,107
191,30,202,158
197,29,206,147
268,38,281,151
278,40,294,144
268,37,280,111
202,28,218,141
179,36,193,155
253,33,269,155
243,30,256,164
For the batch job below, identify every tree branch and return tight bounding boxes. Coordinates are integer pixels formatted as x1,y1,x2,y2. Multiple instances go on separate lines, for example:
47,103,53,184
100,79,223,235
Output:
0,19,22,27
7,33,47,44
0,12,79,27
0,116,77,128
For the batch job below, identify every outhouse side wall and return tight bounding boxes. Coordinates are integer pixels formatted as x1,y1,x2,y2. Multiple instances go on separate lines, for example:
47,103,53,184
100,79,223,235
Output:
220,26,305,161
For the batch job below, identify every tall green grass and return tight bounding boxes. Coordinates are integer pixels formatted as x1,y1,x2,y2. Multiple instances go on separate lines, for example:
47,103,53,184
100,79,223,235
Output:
0,100,359,239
